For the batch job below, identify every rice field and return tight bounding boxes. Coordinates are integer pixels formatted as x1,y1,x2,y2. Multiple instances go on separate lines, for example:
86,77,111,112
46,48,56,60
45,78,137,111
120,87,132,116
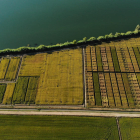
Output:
5,57,21,81
0,115,119,140
1,37,140,108
0,48,83,105
36,49,83,105
85,37,140,108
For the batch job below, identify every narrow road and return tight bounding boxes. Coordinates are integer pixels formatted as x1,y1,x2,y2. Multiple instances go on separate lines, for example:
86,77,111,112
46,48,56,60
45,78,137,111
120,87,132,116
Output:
0,109,140,117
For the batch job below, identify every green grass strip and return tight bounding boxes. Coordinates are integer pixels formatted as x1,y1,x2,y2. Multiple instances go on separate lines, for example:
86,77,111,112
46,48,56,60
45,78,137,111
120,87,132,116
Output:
119,118,140,140
0,84,6,103
121,73,135,107
93,73,102,106
12,77,29,104
110,47,120,72
96,47,103,71
133,47,140,68
0,115,119,140
25,77,39,104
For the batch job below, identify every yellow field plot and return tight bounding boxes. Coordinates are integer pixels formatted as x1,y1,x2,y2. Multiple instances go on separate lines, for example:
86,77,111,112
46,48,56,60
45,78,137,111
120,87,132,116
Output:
0,58,10,80
86,72,95,107
5,57,21,81
19,53,46,76
36,48,83,105
116,47,125,72
91,46,97,71
110,73,122,107
104,73,115,108
100,47,109,72
85,46,92,71
128,47,139,72
123,47,134,72
98,72,108,107
105,46,114,72
127,73,140,107
116,73,128,108
2,83,15,104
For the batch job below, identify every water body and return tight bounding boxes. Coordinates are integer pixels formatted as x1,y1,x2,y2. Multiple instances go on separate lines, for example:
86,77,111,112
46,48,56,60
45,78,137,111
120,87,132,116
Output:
0,0,140,50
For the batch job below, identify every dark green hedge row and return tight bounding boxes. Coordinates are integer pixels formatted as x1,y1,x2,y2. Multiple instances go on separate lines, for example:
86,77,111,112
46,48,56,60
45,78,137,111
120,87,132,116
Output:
0,25,140,55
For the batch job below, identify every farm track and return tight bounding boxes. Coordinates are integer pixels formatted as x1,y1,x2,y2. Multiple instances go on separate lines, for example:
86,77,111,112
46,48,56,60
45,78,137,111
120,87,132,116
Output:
1,109,140,117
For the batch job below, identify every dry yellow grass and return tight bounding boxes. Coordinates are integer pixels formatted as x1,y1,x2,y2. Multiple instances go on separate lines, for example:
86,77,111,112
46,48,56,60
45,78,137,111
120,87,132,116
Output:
2,83,15,104
5,57,20,81
0,58,10,80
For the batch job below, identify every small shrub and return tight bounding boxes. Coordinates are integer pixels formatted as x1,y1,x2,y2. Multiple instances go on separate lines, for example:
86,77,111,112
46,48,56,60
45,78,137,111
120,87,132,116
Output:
135,24,140,31
87,37,96,41
97,36,105,41
73,40,77,44
125,31,133,36
83,37,87,42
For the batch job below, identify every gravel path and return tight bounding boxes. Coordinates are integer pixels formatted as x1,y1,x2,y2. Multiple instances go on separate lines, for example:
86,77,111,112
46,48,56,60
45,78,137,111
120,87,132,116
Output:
0,110,140,117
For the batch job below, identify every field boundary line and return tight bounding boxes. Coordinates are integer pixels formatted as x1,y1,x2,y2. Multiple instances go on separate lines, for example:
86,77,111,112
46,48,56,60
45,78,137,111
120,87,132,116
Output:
15,56,23,82
82,47,86,108
116,117,122,140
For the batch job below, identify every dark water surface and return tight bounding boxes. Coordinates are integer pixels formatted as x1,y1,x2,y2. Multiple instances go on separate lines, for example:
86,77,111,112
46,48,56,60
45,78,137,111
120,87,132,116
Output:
0,0,140,49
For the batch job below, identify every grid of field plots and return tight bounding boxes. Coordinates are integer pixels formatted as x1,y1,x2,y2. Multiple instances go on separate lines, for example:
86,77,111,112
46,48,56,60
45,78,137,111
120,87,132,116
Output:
0,48,83,105
85,37,140,108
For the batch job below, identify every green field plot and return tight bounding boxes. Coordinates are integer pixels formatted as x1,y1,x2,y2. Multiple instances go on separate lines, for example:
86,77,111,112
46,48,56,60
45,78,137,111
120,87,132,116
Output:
119,118,140,140
0,58,10,80
5,57,20,81
93,73,102,106
111,47,120,72
0,115,119,140
0,84,6,103
133,47,140,68
12,77,29,104
25,77,39,104
96,46,103,71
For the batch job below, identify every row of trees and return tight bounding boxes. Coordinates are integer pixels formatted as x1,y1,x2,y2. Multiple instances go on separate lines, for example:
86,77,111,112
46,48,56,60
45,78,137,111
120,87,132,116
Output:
0,25,140,55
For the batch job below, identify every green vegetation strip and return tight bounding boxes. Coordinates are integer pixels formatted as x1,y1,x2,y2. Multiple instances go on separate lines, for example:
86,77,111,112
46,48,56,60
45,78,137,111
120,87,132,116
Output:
93,73,102,106
133,47,140,68
25,77,39,104
0,25,139,55
0,115,119,140
119,118,140,140
0,84,6,103
12,77,29,104
121,73,135,107
96,47,103,71
111,47,120,72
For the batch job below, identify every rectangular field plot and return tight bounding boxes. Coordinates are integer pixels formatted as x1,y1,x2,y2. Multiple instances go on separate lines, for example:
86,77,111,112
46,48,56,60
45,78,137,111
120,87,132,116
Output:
85,72,139,108
12,77,29,104
119,118,140,140
2,83,15,104
19,53,46,76
25,77,39,104
0,84,6,103
0,116,119,140
0,58,10,80
5,57,21,81
85,43,140,73
35,48,83,105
